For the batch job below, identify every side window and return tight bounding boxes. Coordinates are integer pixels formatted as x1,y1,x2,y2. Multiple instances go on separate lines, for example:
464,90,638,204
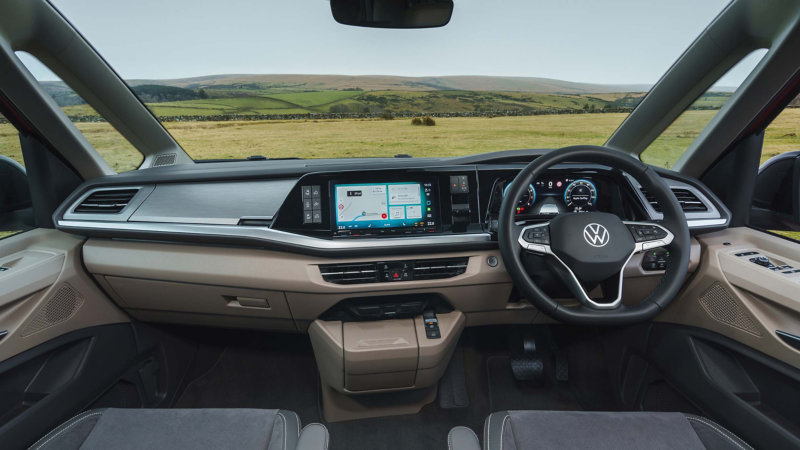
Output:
641,50,768,169
749,106,800,242
0,112,34,239
16,52,144,173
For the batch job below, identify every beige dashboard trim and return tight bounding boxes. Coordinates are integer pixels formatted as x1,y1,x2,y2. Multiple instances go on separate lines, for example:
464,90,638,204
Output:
83,238,526,330
82,237,699,332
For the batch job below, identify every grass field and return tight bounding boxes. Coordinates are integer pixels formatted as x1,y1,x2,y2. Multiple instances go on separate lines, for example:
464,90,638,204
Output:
4,108,800,168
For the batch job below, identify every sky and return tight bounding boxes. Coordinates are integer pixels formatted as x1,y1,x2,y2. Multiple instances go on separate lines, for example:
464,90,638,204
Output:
21,0,760,87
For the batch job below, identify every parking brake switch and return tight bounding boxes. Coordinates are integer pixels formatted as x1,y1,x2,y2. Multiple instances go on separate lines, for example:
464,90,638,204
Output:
423,310,441,339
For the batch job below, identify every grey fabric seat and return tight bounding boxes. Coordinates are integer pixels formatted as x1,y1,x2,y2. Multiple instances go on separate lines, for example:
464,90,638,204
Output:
29,408,328,450
449,411,752,450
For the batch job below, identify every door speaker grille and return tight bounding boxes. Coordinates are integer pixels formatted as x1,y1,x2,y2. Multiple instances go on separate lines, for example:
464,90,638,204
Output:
699,283,761,336
21,284,84,336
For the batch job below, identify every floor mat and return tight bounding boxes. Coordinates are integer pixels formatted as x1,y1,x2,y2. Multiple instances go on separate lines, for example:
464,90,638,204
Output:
174,346,320,421
439,344,469,409
487,355,583,412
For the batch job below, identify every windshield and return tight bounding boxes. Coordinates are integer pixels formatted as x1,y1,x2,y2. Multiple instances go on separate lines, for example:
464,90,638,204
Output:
21,0,744,163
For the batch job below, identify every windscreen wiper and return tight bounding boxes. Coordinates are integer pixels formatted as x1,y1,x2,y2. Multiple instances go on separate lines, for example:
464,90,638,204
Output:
195,155,303,163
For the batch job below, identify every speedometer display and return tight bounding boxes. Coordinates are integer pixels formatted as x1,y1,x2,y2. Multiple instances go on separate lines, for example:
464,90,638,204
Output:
492,176,600,217
503,182,536,214
564,179,596,211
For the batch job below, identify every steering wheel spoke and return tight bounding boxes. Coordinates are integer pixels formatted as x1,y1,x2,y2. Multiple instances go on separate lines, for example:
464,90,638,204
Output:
623,221,675,253
547,254,629,310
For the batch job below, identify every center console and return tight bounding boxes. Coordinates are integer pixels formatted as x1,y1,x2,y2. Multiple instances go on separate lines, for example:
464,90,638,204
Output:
308,309,466,422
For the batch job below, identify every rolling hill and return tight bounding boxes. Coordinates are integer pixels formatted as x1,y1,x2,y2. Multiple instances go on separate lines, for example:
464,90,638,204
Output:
124,74,652,95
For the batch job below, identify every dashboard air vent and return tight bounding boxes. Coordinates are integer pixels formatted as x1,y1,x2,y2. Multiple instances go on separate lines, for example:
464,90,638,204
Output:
74,189,139,214
319,262,379,284
640,188,708,213
672,189,708,212
412,257,469,280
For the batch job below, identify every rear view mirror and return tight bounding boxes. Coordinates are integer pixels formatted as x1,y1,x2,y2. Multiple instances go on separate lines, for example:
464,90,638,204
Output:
330,0,454,29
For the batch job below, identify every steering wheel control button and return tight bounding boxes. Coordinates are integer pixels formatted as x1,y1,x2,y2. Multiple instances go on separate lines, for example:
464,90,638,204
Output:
523,227,550,244
642,250,668,271
628,224,668,242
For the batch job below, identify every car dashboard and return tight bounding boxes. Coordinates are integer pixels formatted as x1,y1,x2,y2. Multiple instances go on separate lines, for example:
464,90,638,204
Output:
54,153,729,256
50,150,725,332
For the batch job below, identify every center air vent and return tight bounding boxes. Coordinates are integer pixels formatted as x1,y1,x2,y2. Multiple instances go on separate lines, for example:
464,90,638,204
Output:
319,262,379,284
412,257,469,280
74,189,139,214
319,257,469,285
640,188,708,213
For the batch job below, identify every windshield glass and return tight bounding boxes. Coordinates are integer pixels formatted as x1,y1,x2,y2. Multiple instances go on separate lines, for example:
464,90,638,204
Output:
23,0,742,162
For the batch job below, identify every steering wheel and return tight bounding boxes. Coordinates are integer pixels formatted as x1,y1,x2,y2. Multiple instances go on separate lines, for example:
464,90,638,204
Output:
498,145,691,326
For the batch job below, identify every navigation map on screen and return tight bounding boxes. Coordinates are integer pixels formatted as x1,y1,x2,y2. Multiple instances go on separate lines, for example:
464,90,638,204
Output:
334,182,435,232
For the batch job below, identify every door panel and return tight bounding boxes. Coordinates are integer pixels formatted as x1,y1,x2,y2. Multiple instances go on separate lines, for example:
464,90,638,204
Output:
646,324,800,449
0,228,129,362
657,226,800,370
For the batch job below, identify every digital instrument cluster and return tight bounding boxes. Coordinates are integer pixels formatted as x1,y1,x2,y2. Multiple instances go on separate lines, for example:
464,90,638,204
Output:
503,177,598,215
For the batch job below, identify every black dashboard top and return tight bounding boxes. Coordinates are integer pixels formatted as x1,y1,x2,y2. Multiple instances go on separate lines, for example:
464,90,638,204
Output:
53,148,731,257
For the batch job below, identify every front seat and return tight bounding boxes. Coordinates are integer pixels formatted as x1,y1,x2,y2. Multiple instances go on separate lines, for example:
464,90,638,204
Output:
28,408,328,450
449,411,751,450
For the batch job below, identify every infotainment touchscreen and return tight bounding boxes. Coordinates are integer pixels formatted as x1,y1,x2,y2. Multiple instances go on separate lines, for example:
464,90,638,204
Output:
332,181,438,235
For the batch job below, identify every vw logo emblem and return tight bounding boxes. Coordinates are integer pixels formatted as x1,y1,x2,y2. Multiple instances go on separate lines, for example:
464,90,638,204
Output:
583,223,610,247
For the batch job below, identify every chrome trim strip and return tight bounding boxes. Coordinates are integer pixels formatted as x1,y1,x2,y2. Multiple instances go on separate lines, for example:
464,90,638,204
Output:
240,215,274,221
56,220,492,249
517,221,674,310
686,218,727,227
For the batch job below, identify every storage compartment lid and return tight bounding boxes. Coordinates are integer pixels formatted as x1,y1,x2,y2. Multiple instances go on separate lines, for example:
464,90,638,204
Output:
343,319,418,375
